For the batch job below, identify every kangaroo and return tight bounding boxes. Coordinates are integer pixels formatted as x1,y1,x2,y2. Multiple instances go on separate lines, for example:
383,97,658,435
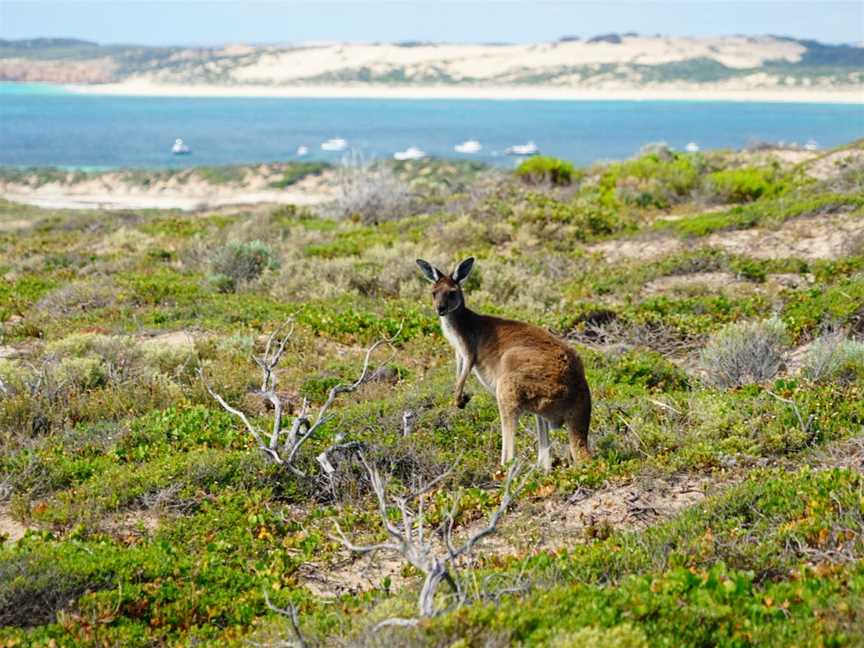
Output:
416,257,591,470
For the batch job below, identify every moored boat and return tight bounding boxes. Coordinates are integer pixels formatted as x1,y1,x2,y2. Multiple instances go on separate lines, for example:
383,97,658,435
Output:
505,141,538,156
321,138,348,152
393,146,427,161
171,138,191,155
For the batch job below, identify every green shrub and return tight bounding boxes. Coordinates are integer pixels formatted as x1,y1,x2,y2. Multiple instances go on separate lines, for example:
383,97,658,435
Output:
0,276,56,321
730,258,767,282
299,376,342,402
700,318,789,387
515,156,579,186
705,167,780,203
46,334,142,380
606,152,702,208
609,351,690,392
0,359,24,394
666,208,759,237
783,278,864,339
139,340,198,380
549,624,649,648
35,280,118,316
54,356,106,390
208,240,279,293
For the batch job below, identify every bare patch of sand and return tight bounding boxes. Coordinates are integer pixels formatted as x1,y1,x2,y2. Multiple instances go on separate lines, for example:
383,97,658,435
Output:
2,189,330,211
707,213,864,260
142,331,196,349
298,470,717,598
0,219,32,232
766,272,815,290
805,148,864,180
0,342,37,361
588,234,682,263
642,270,816,298
105,509,161,540
296,433,864,600
0,506,28,544
593,212,863,264
1,168,334,212
641,271,742,296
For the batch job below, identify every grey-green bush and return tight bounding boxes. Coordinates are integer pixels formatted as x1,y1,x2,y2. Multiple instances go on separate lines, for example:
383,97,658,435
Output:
800,332,864,382
334,153,414,223
699,317,789,387
208,240,279,292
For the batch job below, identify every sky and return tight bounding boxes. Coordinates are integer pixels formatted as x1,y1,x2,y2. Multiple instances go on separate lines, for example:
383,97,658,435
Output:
0,1,862,46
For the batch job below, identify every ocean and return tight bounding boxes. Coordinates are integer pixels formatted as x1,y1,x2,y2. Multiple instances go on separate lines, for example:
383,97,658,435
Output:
1,83,862,168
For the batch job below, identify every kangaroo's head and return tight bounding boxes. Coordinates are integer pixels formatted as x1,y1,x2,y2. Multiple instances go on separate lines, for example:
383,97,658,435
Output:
416,257,475,316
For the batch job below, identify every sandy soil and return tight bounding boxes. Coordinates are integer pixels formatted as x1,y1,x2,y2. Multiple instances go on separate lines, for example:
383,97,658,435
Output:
1,170,334,211
805,148,864,180
0,506,27,544
2,190,328,211
67,82,864,103
226,37,806,85
300,433,864,599
590,210,864,264
641,271,744,296
706,213,864,260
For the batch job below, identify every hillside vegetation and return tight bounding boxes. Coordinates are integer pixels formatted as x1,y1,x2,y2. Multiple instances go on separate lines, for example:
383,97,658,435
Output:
1,35,862,91
1,141,863,646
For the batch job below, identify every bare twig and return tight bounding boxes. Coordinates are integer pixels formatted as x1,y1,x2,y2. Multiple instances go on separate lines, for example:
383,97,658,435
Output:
334,454,529,620
202,320,402,476
263,590,308,648
402,409,416,436
767,391,818,445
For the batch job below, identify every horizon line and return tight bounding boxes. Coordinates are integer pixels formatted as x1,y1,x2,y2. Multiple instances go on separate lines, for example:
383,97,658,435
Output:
2,33,862,49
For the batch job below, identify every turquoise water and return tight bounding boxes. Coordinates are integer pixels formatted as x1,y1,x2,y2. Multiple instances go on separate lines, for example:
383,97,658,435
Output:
1,83,861,167
0,81,71,95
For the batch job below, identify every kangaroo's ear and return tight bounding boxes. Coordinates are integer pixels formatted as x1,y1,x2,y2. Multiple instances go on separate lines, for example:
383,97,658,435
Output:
453,257,475,284
416,259,443,283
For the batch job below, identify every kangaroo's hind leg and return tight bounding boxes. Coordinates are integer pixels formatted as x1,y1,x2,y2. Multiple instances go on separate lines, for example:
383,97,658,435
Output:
566,391,592,463
535,415,552,472
496,377,521,465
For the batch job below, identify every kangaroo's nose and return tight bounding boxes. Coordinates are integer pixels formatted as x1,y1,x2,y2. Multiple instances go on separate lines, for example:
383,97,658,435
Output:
437,305,447,315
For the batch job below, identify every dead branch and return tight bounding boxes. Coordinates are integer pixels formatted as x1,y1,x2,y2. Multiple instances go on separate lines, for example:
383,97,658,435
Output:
202,320,402,476
263,590,308,648
566,317,705,357
401,409,416,436
767,391,818,445
334,454,529,620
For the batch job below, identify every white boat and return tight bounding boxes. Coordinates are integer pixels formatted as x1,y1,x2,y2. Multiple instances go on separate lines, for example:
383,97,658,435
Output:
296,145,309,156
321,138,348,152
454,139,482,154
804,139,818,151
505,141,539,156
171,138,191,155
685,142,700,153
393,146,427,161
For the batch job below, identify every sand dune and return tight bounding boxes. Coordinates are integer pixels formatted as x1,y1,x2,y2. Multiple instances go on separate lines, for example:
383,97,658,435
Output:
227,36,806,85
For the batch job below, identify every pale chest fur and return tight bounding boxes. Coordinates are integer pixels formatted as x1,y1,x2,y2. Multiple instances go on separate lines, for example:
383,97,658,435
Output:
440,316,497,393
440,316,466,359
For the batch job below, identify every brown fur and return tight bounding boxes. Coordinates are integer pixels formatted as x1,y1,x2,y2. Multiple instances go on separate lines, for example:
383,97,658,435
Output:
419,258,592,468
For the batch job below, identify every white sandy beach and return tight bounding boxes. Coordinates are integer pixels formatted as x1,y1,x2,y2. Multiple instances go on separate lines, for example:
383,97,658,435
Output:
1,189,330,211
66,82,864,103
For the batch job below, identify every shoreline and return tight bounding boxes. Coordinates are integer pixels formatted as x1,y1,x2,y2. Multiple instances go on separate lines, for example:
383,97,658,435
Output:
65,82,864,104
1,189,330,212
